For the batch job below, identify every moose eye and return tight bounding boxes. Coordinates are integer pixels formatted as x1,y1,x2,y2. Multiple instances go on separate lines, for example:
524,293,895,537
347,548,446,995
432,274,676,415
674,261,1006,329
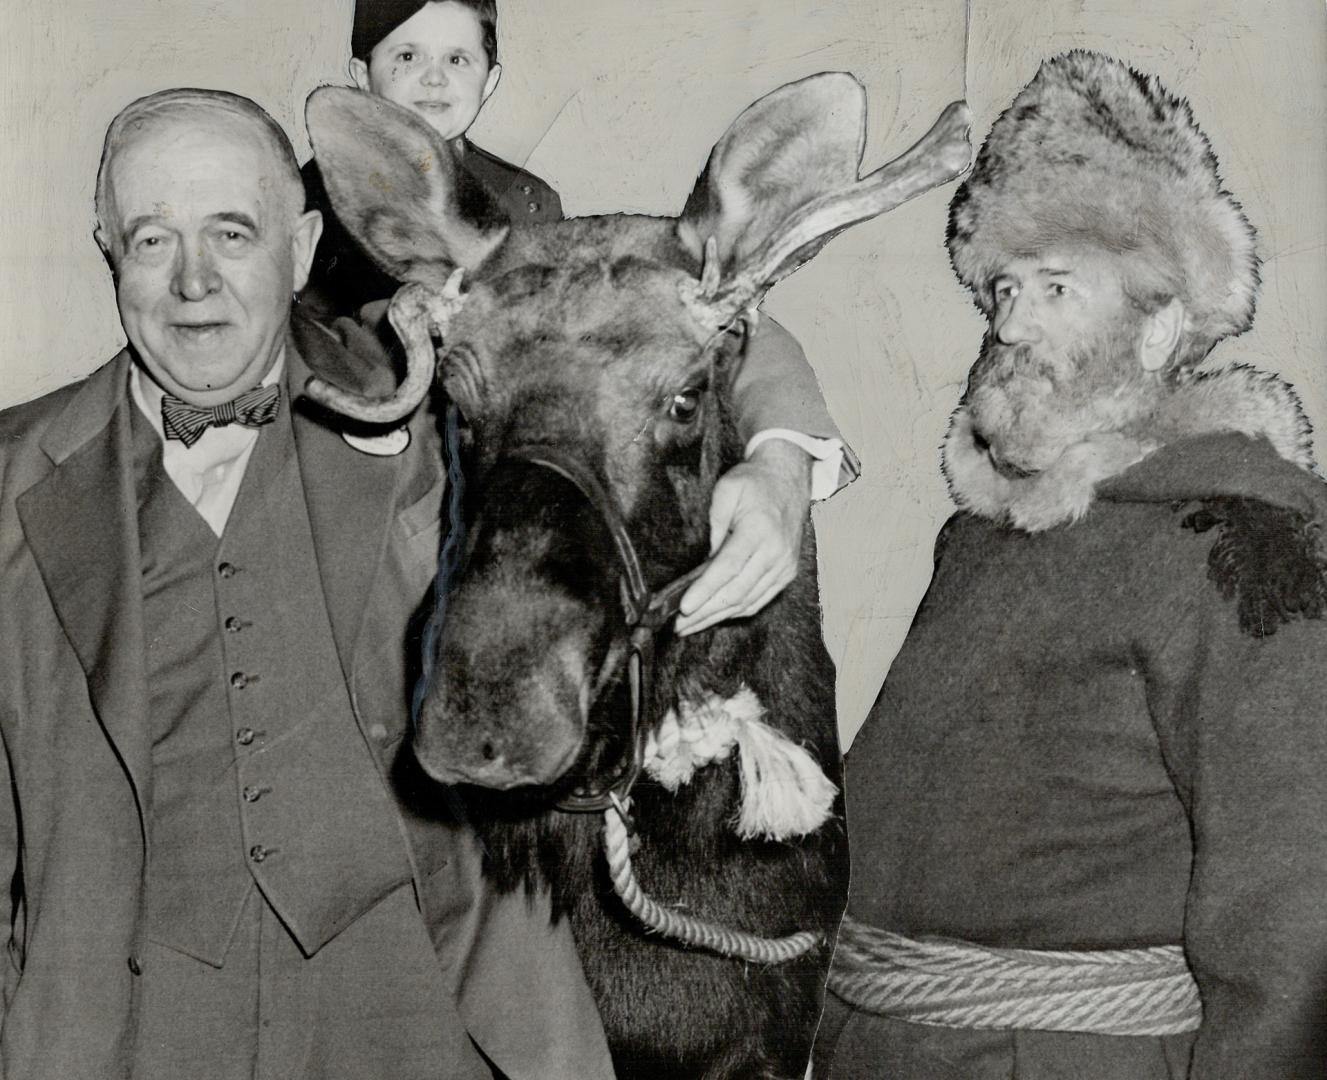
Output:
667,388,703,424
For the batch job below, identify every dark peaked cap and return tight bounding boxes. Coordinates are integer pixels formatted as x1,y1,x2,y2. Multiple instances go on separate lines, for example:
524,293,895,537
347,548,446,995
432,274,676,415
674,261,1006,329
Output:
351,0,431,58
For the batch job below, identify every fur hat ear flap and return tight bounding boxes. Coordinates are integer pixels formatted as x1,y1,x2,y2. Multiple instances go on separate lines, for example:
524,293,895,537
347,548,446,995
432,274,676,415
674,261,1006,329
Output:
948,50,1259,350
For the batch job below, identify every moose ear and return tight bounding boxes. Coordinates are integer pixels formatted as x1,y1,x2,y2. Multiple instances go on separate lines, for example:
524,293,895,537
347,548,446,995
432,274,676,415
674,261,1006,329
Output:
677,73,971,314
305,86,509,288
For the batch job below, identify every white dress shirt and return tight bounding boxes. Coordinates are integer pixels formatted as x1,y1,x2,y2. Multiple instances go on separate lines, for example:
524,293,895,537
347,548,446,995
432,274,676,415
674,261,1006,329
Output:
745,429,849,502
130,353,286,537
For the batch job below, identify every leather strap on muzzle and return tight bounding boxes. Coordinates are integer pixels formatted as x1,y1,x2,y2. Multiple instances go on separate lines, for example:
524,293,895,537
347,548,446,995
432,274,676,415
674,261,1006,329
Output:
499,448,703,813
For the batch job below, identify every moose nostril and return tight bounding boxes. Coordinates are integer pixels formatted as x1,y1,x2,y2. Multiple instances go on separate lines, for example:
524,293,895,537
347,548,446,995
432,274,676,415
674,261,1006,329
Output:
481,740,497,761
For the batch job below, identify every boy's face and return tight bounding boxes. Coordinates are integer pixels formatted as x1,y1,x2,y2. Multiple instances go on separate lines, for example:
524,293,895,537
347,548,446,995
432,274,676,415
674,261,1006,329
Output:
350,1,500,142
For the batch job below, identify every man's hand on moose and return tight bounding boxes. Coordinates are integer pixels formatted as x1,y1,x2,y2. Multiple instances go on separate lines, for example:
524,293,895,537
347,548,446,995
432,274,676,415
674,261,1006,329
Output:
675,438,813,636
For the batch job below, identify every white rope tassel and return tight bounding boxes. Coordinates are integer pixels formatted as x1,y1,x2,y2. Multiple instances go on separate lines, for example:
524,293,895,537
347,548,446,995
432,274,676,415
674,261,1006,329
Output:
603,798,822,964
731,713,838,840
643,687,836,841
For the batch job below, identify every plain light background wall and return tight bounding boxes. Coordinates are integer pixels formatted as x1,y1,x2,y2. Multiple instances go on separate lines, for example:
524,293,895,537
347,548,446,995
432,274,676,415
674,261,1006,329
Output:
3,0,1324,746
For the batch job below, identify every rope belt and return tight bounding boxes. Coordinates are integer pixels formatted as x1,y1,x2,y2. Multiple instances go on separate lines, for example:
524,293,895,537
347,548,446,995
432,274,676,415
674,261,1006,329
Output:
828,916,1202,1037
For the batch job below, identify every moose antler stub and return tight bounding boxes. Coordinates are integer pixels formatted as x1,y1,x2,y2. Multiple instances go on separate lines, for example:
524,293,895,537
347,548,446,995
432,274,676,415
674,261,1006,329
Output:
302,271,467,425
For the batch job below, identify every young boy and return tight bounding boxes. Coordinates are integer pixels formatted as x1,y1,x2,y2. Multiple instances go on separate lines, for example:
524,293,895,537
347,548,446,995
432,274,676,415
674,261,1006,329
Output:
302,0,559,319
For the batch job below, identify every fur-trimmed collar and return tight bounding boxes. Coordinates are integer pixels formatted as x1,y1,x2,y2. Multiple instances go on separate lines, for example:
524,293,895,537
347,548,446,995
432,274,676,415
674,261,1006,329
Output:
942,364,1317,532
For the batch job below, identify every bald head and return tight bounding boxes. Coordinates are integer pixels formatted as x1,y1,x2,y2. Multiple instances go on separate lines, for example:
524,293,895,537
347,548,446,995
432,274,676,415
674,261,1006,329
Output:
95,88,305,260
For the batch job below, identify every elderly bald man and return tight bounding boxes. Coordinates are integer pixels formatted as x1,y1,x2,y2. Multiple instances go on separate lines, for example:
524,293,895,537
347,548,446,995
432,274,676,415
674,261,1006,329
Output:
0,87,612,1080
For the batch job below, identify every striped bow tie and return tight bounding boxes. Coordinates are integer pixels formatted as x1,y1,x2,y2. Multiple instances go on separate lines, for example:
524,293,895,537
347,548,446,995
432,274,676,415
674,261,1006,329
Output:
161,384,282,448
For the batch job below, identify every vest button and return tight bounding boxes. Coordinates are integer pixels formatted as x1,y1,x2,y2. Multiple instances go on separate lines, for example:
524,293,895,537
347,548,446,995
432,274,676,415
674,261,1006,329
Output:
217,562,239,579
242,785,265,803
224,616,244,633
236,727,256,745
527,201,539,213
368,722,389,742
127,955,143,976
249,845,270,863
521,183,532,195
230,672,249,689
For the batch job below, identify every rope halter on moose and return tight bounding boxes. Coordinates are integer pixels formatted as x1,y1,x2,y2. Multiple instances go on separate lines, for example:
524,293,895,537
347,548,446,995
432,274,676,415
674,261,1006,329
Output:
502,444,839,964
601,686,839,965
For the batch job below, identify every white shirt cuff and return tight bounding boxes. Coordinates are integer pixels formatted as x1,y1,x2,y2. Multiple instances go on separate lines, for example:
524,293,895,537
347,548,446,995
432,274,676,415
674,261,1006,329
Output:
744,428,858,502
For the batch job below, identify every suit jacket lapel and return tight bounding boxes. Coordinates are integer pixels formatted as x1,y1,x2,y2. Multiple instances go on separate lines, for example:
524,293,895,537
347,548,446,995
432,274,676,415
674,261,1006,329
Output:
288,316,434,683
17,353,152,807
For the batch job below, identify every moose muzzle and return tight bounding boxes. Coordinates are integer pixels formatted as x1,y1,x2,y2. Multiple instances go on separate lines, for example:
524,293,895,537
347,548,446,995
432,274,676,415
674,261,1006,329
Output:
411,452,618,790
413,448,700,799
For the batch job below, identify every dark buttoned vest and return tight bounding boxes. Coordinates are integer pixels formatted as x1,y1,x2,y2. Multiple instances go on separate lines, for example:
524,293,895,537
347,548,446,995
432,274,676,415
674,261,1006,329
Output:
132,394,413,967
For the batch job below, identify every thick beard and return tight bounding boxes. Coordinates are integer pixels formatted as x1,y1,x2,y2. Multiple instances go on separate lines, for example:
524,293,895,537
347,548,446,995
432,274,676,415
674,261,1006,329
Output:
965,317,1154,475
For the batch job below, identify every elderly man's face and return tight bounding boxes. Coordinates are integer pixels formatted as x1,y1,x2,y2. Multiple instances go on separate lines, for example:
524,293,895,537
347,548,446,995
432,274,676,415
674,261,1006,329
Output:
351,1,500,142
100,118,320,406
965,247,1155,474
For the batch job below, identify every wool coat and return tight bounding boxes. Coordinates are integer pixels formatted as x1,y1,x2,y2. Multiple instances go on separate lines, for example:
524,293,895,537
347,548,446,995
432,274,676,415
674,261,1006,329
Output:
0,314,614,1080
820,366,1327,1079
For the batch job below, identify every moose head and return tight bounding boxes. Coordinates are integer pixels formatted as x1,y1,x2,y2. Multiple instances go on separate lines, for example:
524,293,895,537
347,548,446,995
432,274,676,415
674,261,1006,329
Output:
305,74,970,794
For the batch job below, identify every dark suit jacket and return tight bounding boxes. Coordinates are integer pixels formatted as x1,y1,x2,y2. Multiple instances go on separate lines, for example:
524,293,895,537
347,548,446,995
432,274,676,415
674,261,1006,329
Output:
0,315,612,1079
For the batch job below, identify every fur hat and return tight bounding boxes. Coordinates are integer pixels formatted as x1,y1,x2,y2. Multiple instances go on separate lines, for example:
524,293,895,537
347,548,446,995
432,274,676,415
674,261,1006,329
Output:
948,51,1259,354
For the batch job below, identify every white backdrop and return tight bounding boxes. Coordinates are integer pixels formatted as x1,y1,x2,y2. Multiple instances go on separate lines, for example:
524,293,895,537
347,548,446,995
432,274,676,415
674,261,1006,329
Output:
3,0,1324,744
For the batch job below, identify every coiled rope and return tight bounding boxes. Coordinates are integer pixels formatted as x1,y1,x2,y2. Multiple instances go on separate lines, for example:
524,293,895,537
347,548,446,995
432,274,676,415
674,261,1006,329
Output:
829,916,1202,1036
602,796,823,964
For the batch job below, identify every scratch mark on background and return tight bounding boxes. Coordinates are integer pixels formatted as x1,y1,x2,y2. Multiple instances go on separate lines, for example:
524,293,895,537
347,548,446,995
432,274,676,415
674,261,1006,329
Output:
513,90,583,172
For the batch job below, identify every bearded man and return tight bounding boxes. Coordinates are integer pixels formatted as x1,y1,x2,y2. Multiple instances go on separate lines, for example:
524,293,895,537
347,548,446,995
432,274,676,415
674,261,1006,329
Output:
817,51,1327,1079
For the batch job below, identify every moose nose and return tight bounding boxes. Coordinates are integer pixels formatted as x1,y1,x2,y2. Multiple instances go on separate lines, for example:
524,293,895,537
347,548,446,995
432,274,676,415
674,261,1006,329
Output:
414,580,597,790
415,661,587,789
173,245,222,301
